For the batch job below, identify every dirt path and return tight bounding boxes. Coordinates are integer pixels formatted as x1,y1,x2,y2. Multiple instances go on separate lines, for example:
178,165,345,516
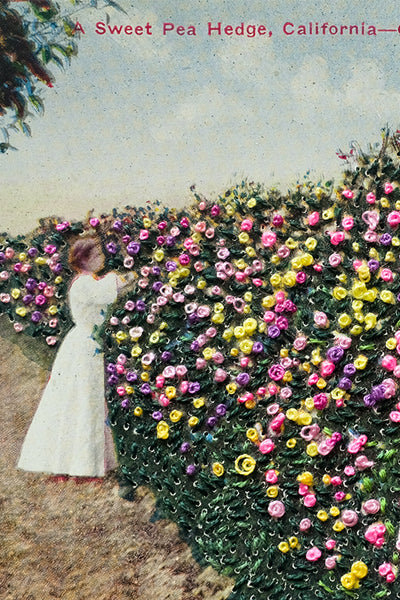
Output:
0,336,234,600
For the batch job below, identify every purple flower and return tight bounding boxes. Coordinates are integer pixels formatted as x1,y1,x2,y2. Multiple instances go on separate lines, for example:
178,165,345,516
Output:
188,381,201,394
106,242,118,254
166,236,176,247
136,300,146,311
380,233,392,246
152,266,161,276
161,351,172,362
121,398,130,408
28,247,38,258
207,416,218,428
338,377,352,390
363,394,375,408
165,261,177,272
343,363,356,377
252,341,264,354
113,220,123,232
186,464,196,476
188,313,199,325
31,311,42,323
25,278,37,292
0,252,5,263
152,411,163,421
140,383,152,395
22,294,34,305
126,371,138,383
108,374,119,385
236,372,250,386
368,259,379,272
190,341,200,352
267,325,281,339
122,235,131,244
326,346,345,363
152,281,163,292
180,442,191,453
53,263,63,274
107,363,117,373
216,404,227,417
127,241,140,255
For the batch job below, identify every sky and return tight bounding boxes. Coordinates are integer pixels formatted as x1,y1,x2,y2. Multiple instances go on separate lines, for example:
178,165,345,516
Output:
1,0,400,234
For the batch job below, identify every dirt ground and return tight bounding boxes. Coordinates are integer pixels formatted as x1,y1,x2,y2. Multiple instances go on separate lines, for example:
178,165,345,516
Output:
0,335,234,600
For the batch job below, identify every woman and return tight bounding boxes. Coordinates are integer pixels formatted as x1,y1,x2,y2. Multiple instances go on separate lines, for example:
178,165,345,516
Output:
17,237,122,479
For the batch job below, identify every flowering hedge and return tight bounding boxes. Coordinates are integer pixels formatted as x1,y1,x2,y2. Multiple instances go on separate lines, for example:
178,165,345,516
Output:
5,134,400,598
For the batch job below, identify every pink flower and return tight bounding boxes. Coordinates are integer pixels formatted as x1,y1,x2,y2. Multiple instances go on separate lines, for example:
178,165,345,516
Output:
335,334,352,349
341,509,358,527
366,192,376,204
308,211,320,226
306,546,322,562
320,360,335,377
89,217,99,227
362,499,381,515
330,231,345,245
382,355,397,371
13,322,24,333
265,469,278,484
269,413,285,432
355,454,375,470
296,271,307,284
313,393,328,410
342,189,354,199
308,373,319,385
176,365,188,377
259,439,275,454
385,182,394,194
139,229,149,240
293,336,307,351
214,368,227,382
46,336,57,346
196,358,207,370
268,364,285,381
381,268,393,282
277,245,290,258
328,252,342,267
314,311,329,328
342,216,354,230
387,211,400,227
344,465,355,476
268,500,285,518
325,556,338,569
241,219,253,231
390,411,400,422
362,210,380,229
379,563,393,577
299,518,311,532
261,231,277,248
325,539,336,550
304,494,316,508
334,491,346,502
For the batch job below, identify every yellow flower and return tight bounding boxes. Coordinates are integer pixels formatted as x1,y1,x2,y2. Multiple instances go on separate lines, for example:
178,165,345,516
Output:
235,259,247,270
283,371,292,383
338,313,352,328
134,406,143,417
301,253,314,266
337,273,347,283
333,520,345,532
385,251,395,262
141,372,149,382
246,428,259,442
364,313,377,330
262,295,275,308
333,287,347,301
392,236,400,246
352,299,363,311
225,204,235,216
11,288,20,299
203,347,214,360
243,317,257,334
285,237,298,249
322,474,331,485
226,382,237,394
286,408,298,421
286,438,296,448
230,348,239,357
192,232,202,244
280,348,289,358
283,271,296,287
291,256,303,270
351,561,368,579
247,198,257,208
357,265,370,283
317,510,329,521
234,326,245,339
153,249,165,263
267,486,279,498
149,332,160,344
125,386,134,395
316,378,326,389
116,331,128,342
302,362,311,373
159,321,168,330
278,542,290,553
243,305,251,314
131,345,142,357
212,462,225,477
246,246,256,257
352,242,360,252
352,281,367,299
197,278,206,289
306,442,318,457
270,273,282,287
297,412,312,426
239,232,250,244
363,288,377,302
169,410,183,422
270,254,280,265
331,388,345,400
341,573,359,590
322,207,334,220
18,252,27,261
165,386,177,399
330,506,340,517
222,327,234,341
288,536,299,549
386,337,397,350
193,397,205,409
15,306,27,317
354,355,368,370
188,416,199,427
380,290,395,304
143,217,152,228
297,472,314,486
244,292,253,303
48,305,58,315
35,257,47,265
234,454,256,476
380,197,390,208
305,237,317,251
211,313,225,324
350,325,363,336
214,302,224,313
311,348,322,365
54,276,63,284
156,421,169,439
304,397,314,410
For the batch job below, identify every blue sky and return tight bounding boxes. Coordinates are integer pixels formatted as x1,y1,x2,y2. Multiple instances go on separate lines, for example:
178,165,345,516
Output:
1,0,400,234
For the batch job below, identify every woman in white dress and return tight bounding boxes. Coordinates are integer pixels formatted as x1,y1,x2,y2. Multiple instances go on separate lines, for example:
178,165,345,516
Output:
17,237,120,479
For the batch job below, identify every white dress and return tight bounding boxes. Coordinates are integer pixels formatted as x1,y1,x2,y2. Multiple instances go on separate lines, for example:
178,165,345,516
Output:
17,273,118,477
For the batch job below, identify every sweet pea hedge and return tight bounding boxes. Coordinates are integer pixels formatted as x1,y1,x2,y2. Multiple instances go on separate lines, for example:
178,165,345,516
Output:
5,133,400,599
